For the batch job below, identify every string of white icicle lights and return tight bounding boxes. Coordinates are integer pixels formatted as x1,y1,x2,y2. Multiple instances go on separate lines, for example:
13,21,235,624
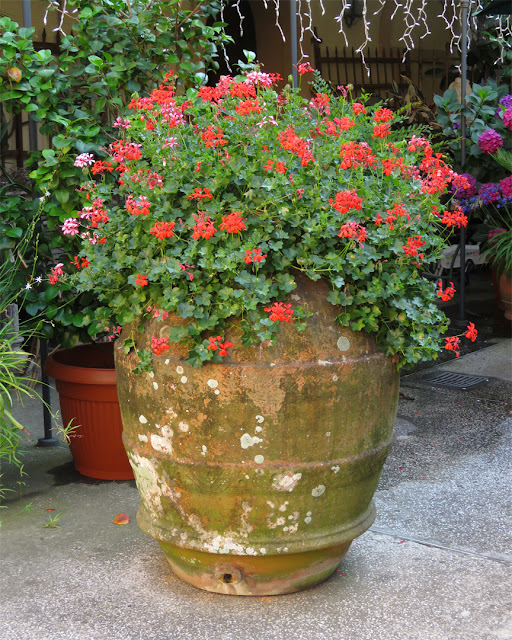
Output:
44,0,512,75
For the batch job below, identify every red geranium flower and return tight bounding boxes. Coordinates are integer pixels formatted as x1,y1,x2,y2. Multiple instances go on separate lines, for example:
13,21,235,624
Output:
220,212,246,234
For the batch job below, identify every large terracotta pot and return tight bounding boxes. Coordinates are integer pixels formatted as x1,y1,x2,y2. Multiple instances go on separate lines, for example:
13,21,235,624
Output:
115,278,399,595
490,265,505,311
45,343,134,480
498,271,512,321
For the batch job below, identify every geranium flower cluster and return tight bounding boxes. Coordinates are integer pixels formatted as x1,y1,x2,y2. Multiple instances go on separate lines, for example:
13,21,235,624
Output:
206,336,233,357
444,322,478,358
54,69,476,367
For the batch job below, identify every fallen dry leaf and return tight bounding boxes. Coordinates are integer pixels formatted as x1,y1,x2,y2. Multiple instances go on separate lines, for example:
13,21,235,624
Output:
113,513,130,525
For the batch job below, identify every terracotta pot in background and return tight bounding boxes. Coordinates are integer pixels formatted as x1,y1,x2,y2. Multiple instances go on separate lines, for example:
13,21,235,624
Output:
45,343,134,481
498,272,512,321
490,264,505,311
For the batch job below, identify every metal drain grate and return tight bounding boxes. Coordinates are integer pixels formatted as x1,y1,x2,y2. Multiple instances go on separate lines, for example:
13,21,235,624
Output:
419,371,489,390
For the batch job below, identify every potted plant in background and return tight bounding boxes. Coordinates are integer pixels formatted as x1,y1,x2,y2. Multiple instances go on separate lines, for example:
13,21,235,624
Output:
44,340,135,480
436,84,512,316
49,66,478,595
481,148,512,319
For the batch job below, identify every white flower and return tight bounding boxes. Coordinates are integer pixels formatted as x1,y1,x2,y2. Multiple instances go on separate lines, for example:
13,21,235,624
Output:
24,283,32,290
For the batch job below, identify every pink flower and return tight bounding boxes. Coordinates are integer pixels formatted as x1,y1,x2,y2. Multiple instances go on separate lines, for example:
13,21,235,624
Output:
478,129,503,155
74,153,95,168
112,117,132,129
499,175,512,198
297,62,313,75
503,108,512,131
245,71,280,87
61,218,80,236
48,262,64,284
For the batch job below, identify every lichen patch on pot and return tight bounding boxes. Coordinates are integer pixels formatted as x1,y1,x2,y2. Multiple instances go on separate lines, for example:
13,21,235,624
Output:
240,433,263,449
150,426,174,456
254,454,264,464
337,336,350,351
138,414,148,424
311,484,326,497
272,472,302,492
138,433,148,443
207,379,219,389
166,407,177,420
240,502,254,537
128,453,168,515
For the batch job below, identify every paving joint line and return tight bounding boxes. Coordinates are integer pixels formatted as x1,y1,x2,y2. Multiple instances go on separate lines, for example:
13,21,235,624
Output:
369,526,512,565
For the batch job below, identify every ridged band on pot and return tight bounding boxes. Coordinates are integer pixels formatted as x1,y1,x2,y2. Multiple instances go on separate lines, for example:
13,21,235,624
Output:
45,343,134,481
115,277,399,595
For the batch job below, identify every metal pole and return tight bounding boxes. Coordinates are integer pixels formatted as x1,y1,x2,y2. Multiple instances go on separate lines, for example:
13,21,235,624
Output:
458,0,470,324
38,340,58,447
290,0,298,86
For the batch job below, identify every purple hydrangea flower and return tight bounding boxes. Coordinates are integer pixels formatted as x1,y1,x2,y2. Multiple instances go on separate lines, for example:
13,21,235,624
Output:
452,172,477,199
478,129,504,154
452,121,460,131
500,95,512,110
478,182,500,204
500,175,512,199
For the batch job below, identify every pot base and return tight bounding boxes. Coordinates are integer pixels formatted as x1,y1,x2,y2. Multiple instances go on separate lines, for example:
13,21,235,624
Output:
159,541,352,596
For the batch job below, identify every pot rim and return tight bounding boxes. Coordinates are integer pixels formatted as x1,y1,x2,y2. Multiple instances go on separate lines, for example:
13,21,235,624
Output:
45,343,117,386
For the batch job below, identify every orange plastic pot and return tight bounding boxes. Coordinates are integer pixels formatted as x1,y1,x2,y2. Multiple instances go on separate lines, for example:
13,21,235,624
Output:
45,343,134,480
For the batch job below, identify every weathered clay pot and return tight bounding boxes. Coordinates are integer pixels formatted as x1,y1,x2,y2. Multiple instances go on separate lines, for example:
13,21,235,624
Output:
45,343,134,480
498,271,512,321
115,277,399,595
490,265,505,311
